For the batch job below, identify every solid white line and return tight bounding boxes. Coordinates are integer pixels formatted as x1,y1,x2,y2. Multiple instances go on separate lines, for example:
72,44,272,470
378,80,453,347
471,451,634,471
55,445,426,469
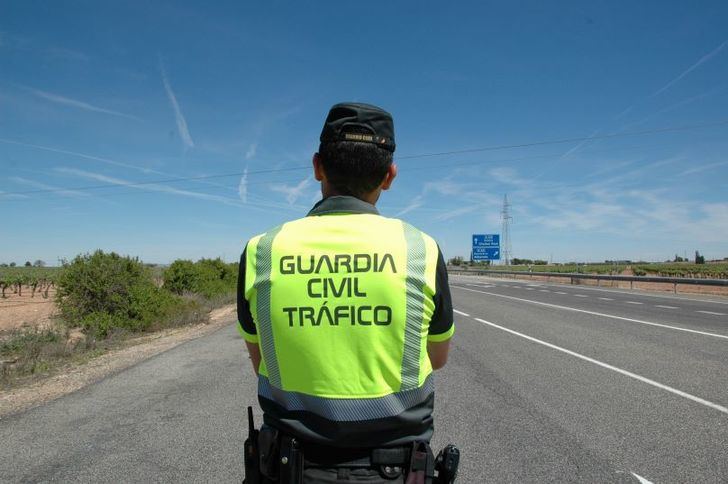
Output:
598,297,614,301
697,310,726,316
453,309,470,317
655,305,678,309
472,316,728,415
452,285,728,340
631,471,655,484
574,294,588,298
626,301,643,305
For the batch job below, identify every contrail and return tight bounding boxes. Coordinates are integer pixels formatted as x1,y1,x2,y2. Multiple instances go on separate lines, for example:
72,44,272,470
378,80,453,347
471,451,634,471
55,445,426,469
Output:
57,167,239,207
238,166,249,203
160,61,194,149
25,87,140,121
651,39,727,98
0,138,234,193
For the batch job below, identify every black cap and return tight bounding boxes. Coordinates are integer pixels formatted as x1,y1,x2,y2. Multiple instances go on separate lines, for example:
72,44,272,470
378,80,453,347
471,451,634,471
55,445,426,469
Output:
319,102,396,153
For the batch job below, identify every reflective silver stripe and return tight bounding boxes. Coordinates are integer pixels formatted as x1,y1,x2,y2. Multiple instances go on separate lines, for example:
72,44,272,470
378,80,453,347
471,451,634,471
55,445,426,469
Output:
258,374,434,422
401,222,427,391
254,226,283,387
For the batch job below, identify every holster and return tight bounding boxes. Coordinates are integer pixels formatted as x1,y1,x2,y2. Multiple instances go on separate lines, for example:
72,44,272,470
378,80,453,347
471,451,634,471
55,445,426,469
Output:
258,426,281,481
405,441,435,484
278,436,304,484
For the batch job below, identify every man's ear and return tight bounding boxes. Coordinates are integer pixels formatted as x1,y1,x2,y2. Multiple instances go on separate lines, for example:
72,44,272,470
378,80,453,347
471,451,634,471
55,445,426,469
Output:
380,163,397,191
313,153,325,182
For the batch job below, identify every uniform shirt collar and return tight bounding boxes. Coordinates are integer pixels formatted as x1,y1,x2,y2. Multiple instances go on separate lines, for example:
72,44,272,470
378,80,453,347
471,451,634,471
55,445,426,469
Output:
307,195,380,216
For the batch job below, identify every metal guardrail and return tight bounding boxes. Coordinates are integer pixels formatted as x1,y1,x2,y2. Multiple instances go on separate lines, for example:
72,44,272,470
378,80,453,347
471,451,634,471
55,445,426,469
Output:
448,268,728,291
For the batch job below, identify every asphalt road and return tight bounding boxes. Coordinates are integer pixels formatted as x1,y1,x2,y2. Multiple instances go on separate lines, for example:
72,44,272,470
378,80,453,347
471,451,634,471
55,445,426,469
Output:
1,275,727,483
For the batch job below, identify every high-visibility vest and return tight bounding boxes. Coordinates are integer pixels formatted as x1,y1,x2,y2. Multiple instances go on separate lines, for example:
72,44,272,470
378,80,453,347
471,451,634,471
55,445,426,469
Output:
242,202,450,446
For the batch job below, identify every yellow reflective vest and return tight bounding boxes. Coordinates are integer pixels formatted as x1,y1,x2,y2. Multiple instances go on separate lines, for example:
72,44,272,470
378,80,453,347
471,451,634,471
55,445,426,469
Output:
238,196,454,447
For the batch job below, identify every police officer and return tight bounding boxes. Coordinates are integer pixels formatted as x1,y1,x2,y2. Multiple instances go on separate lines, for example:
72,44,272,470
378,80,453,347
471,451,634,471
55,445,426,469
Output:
237,102,454,483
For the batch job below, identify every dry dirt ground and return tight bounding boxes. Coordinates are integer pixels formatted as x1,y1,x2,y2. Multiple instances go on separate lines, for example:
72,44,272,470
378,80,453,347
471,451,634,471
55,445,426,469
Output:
0,288,57,333
0,304,237,419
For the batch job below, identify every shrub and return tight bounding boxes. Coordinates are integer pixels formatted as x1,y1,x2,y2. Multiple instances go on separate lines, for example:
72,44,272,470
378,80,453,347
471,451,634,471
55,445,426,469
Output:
163,258,237,299
55,250,188,336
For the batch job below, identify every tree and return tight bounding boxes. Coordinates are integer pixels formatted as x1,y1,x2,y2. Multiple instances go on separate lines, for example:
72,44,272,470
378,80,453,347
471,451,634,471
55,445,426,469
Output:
24,261,32,267
673,254,684,262
448,256,464,266
9,262,16,267
33,260,46,267
695,250,705,264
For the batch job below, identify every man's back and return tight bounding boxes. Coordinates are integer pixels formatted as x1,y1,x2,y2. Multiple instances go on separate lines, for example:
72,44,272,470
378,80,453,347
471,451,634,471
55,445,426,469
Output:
239,196,454,448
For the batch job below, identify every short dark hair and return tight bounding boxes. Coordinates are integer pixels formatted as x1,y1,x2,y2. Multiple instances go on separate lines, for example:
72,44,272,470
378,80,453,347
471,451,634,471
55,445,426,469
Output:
318,140,393,198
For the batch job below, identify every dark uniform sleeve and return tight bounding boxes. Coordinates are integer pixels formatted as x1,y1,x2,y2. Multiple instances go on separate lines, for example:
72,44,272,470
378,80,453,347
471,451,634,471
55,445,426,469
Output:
428,246,455,342
237,246,258,343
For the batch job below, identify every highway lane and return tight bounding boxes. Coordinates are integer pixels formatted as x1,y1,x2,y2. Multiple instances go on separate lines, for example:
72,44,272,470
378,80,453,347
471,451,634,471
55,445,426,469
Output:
450,275,728,334
446,276,727,482
0,279,726,482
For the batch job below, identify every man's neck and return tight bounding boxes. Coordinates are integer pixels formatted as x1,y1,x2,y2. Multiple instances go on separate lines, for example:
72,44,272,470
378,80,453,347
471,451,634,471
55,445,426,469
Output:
322,186,380,206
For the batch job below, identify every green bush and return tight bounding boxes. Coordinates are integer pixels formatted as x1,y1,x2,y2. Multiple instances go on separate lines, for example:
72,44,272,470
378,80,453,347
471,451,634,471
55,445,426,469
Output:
55,250,188,336
163,258,237,299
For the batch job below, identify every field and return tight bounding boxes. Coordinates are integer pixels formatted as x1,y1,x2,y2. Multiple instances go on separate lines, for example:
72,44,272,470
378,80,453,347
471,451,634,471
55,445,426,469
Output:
0,255,237,389
457,262,728,279
0,267,60,333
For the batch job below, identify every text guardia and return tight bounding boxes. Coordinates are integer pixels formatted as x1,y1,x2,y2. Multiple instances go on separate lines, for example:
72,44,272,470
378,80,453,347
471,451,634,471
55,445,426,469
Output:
278,253,398,328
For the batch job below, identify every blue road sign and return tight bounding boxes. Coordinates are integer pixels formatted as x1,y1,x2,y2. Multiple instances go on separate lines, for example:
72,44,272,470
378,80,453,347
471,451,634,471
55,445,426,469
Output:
472,234,500,261
472,234,500,248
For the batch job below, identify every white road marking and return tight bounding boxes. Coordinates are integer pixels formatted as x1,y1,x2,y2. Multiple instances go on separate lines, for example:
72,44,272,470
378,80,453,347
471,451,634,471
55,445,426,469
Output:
697,310,726,316
539,289,550,293
626,301,643,305
525,288,535,290
453,309,470,317
631,471,655,483
555,291,567,295
598,297,614,301
472,316,728,415
574,294,588,298
452,285,728,340
655,305,678,309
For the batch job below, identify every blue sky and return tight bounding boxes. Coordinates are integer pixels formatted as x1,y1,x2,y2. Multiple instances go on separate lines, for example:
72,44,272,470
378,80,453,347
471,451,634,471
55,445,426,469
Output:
1,1,727,265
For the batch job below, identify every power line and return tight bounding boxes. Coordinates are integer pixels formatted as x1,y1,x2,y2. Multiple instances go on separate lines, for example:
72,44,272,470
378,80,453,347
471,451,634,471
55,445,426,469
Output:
396,118,728,159
2,118,727,198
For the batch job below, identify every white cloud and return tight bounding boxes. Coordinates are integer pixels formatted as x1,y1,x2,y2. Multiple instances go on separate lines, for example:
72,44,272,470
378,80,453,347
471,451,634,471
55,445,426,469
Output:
25,87,139,120
678,160,728,176
395,195,424,217
0,190,29,200
245,143,257,160
651,39,728,97
9,176,90,198
56,167,242,207
433,205,480,221
269,176,312,205
0,138,154,174
160,61,194,149
238,166,249,203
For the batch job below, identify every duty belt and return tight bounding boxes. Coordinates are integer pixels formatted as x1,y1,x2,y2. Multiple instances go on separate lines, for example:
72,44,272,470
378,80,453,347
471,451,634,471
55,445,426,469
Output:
303,442,411,468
